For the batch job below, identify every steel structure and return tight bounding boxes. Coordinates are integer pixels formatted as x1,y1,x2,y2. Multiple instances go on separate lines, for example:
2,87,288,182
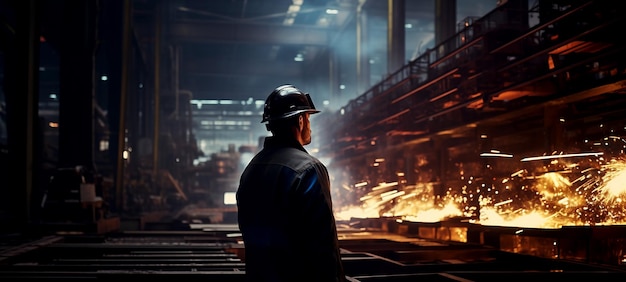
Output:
317,0,626,219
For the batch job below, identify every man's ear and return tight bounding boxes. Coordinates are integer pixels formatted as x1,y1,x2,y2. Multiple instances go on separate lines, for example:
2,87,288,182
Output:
298,115,304,131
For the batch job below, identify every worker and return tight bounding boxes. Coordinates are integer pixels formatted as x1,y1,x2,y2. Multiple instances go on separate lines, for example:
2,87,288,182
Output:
236,84,346,281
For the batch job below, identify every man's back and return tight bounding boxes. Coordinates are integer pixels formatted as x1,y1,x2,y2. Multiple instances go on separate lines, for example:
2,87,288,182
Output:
237,137,345,281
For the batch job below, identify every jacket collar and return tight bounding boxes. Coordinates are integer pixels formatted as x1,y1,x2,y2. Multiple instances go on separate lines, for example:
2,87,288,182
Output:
263,136,307,153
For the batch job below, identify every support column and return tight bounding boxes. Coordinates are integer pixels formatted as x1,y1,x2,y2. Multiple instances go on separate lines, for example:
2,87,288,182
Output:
544,105,566,153
100,0,130,213
434,0,456,46
356,2,370,94
328,48,340,106
429,136,448,198
2,0,41,229
387,0,405,74
58,0,98,171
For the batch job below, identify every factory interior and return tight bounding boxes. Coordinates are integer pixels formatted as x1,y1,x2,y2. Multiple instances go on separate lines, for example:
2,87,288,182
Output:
2,0,626,280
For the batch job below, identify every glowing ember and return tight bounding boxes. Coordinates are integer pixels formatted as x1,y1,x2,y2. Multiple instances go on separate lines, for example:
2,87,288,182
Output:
596,160,626,199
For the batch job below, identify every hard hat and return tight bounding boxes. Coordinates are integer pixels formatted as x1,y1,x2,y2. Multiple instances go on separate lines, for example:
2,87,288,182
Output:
261,84,320,123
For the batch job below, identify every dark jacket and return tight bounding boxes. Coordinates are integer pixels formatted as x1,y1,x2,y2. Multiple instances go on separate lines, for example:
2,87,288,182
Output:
236,136,345,282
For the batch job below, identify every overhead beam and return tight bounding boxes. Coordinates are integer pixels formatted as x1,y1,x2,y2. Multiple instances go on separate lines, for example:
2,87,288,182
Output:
181,57,304,77
160,21,332,46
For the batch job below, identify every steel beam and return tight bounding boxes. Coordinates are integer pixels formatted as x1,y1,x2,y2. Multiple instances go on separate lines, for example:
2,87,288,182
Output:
161,21,331,46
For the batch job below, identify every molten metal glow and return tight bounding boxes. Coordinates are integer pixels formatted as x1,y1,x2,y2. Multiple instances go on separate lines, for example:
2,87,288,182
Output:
403,201,463,223
334,153,626,229
479,207,553,228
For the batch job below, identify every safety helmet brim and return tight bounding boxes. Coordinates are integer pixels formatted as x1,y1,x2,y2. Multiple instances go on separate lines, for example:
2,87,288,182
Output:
261,84,321,123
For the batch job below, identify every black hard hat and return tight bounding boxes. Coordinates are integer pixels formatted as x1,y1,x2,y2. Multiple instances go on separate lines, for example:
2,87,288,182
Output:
261,84,320,123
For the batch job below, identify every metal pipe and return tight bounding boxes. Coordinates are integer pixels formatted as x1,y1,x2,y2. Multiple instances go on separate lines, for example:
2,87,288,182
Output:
152,0,162,178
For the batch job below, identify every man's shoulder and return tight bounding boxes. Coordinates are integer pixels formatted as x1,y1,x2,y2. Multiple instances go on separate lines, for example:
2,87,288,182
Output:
277,146,319,165
255,146,321,172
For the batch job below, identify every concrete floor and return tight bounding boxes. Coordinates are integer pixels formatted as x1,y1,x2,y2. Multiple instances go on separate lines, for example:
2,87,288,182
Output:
2,218,626,281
